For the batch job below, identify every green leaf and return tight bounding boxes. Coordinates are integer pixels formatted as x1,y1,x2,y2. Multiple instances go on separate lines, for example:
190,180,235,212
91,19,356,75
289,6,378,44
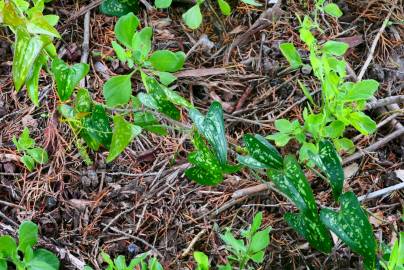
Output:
266,132,291,147
333,138,355,154
13,30,48,91
133,111,168,135
51,59,89,101
322,41,349,56
182,4,202,30
249,228,270,253
285,211,333,253
0,260,7,270
18,221,38,253
149,50,186,72
114,255,126,270
309,140,344,200
26,148,48,164
279,43,303,69
348,112,377,135
15,127,35,151
26,54,46,106
218,0,231,16
0,236,17,258
114,12,139,48
21,154,35,171
158,72,177,86
193,251,209,270
81,105,112,150
27,16,60,38
99,0,139,17
137,92,159,110
112,41,128,63
300,29,316,48
163,87,193,109
185,166,223,186
107,115,142,162
243,134,283,169
250,250,265,263
267,155,317,213
103,74,132,107
323,3,343,17
155,0,172,8
220,230,246,253
298,142,317,162
341,80,379,102
249,212,263,236
132,27,153,62
75,88,93,113
141,73,180,120
323,120,345,139
274,119,295,133
28,249,60,270
240,0,262,6
237,155,267,169
320,192,376,268
297,80,315,106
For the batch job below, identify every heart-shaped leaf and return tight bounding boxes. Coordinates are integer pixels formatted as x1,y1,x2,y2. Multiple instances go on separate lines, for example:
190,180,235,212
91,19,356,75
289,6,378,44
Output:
51,59,89,101
182,4,202,29
285,211,332,253
267,155,316,213
243,134,283,169
309,140,344,200
107,115,142,162
28,248,60,270
320,192,376,269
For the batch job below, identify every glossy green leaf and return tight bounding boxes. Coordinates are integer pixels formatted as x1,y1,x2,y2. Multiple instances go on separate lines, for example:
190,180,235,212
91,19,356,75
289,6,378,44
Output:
158,72,177,86
114,12,139,48
279,43,303,69
182,4,202,29
298,142,317,162
348,112,377,135
27,16,60,38
155,0,172,8
18,221,38,253
322,41,349,56
243,134,283,169
285,211,333,253
320,192,376,269
194,251,209,270
112,40,128,63
237,154,267,169
103,74,132,107
75,88,93,113
107,115,142,162
13,29,48,91
309,140,344,199
149,50,186,72
162,87,193,109
26,54,46,106
266,132,291,147
333,137,355,154
21,154,35,171
137,92,159,110
132,27,152,62
341,80,379,102
185,166,223,186
26,148,48,164
99,0,139,17
240,0,262,6
51,59,89,101
0,235,17,258
218,0,231,16
323,3,343,17
267,155,317,213
133,111,167,135
250,250,265,263
28,248,60,270
81,105,112,150
323,120,345,139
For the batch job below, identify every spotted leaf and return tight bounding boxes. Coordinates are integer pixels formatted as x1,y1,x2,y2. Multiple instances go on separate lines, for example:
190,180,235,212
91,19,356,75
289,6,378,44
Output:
309,140,344,200
285,211,332,253
267,155,316,213
243,134,283,169
320,192,376,269
81,105,112,150
237,155,268,169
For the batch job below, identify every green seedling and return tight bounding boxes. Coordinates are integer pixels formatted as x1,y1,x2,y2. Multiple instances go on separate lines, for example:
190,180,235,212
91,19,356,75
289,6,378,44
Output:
0,221,60,270
270,15,379,161
85,252,163,270
186,101,240,185
0,0,60,106
380,232,404,270
218,211,271,269
13,127,48,171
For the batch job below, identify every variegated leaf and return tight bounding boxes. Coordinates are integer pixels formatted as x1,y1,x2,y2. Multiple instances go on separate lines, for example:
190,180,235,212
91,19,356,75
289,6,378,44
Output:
243,134,283,170
320,192,376,269
309,140,344,199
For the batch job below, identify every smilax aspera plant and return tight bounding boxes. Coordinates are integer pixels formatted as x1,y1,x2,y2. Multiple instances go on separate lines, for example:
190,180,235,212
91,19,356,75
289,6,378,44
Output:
0,221,60,270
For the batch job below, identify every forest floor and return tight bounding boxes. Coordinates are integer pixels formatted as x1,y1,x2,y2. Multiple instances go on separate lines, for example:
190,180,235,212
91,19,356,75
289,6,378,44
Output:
0,0,403,269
